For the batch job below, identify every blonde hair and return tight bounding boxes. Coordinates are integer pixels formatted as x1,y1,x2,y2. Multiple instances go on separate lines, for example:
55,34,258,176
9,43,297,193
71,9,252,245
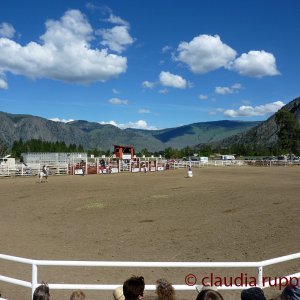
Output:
70,290,86,300
156,278,175,300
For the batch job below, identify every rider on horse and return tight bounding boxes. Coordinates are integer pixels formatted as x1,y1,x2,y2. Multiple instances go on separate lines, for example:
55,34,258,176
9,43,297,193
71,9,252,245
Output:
42,165,47,175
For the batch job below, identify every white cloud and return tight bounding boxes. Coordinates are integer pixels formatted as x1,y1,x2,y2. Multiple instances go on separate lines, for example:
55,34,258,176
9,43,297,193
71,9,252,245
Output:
215,83,242,95
198,94,208,100
208,108,224,115
187,81,194,88
0,77,8,89
175,34,236,74
0,22,15,38
162,45,172,53
99,120,118,127
138,108,150,114
105,14,129,27
0,10,127,85
229,50,280,78
112,88,120,94
223,100,285,117
142,80,155,89
50,118,74,123
231,83,242,89
215,87,232,95
86,2,104,11
100,119,157,130
159,71,187,89
242,99,251,105
122,120,155,129
159,88,168,94
98,25,134,53
108,97,128,105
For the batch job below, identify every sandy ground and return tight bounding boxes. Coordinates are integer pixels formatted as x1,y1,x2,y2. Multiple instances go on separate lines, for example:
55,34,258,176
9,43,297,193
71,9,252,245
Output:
0,166,299,300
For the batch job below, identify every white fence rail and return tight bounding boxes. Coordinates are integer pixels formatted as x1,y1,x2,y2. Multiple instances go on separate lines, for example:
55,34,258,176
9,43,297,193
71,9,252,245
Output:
0,163,69,177
0,253,300,297
169,160,246,169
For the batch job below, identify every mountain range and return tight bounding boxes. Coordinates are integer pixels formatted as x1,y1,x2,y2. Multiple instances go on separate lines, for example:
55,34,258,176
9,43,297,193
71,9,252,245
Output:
1,96,299,152
0,111,259,152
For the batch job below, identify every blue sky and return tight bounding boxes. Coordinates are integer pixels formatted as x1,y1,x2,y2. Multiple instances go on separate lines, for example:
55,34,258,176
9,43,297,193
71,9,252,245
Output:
0,0,299,130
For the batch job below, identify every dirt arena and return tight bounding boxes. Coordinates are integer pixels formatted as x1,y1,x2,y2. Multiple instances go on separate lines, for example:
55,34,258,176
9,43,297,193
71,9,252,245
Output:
0,166,299,300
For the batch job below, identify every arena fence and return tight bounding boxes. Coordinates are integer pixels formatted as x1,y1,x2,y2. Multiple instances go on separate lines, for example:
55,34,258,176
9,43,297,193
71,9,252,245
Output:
169,160,246,169
0,253,299,297
168,159,300,169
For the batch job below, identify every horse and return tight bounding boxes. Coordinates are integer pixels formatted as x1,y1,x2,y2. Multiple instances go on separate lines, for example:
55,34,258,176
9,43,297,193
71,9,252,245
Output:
38,169,48,183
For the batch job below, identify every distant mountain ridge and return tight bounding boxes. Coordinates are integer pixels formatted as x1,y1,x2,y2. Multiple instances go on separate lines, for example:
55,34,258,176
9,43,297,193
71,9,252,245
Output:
0,111,260,151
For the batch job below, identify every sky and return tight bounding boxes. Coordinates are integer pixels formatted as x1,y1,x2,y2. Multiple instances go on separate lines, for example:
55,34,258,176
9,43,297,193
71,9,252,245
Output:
0,0,299,130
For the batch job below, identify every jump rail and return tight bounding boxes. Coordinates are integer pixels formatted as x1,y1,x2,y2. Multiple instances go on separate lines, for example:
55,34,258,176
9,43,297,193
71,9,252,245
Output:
0,253,300,297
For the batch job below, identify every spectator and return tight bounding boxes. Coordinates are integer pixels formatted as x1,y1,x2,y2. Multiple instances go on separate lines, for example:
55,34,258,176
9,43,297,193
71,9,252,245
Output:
156,278,175,300
241,287,266,300
70,290,86,300
196,288,224,300
123,276,145,300
281,279,300,300
33,283,50,300
113,286,125,300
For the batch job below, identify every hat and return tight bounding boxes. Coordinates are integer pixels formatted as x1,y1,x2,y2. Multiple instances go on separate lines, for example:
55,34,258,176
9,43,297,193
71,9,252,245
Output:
113,286,125,300
281,280,300,300
196,285,218,293
241,287,266,300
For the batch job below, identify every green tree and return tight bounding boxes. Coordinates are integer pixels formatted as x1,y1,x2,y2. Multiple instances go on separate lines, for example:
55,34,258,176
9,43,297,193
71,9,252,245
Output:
275,109,299,155
11,139,25,157
164,147,175,159
138,148,151,157
199,145,212,157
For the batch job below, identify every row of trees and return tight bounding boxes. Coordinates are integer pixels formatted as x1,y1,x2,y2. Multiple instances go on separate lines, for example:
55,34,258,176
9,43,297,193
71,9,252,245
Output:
11,139,84,158
134,144,284,158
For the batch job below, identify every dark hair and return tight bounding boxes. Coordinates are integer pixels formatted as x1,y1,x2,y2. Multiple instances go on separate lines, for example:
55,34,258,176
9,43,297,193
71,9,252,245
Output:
123,276,145,300
241,287,266,300
196,289,224,300
33,283,50,300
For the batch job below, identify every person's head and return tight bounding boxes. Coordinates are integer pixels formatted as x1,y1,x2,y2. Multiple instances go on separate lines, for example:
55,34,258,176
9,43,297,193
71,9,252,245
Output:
70,290,86,300
123,276,145,300
156,278,175,300
33,283,50,300
241,287,266,300
281,279,300,300
196,289,224,300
